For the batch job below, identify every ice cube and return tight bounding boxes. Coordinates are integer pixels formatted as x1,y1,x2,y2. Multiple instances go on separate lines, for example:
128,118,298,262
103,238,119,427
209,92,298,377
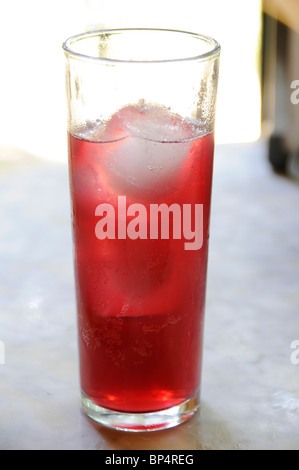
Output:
110,101,195,142
98,102,195,196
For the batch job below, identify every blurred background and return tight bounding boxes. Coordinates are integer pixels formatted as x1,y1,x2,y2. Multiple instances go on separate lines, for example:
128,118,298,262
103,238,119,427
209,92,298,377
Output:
0,0,298,174
0,0,298,176
0,1,280,159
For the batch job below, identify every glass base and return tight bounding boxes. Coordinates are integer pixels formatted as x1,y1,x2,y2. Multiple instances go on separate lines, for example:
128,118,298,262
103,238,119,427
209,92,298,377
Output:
81,391,200,432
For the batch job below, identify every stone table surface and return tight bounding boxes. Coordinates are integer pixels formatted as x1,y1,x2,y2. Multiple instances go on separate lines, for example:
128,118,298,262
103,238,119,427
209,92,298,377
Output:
0,139,299,450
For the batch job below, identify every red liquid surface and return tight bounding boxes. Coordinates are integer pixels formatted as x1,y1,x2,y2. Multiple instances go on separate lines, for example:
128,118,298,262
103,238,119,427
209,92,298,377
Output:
68,107,214,413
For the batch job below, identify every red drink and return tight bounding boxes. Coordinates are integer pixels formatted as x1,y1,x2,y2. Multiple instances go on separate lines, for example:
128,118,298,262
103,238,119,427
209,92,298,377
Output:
68,104,214,414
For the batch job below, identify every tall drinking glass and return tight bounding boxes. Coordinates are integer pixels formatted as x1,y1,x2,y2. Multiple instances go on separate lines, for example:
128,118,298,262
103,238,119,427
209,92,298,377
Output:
62,28,220,432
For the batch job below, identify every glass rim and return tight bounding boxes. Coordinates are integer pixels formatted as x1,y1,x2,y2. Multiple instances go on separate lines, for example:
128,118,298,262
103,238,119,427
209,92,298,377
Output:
62,28,221,65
